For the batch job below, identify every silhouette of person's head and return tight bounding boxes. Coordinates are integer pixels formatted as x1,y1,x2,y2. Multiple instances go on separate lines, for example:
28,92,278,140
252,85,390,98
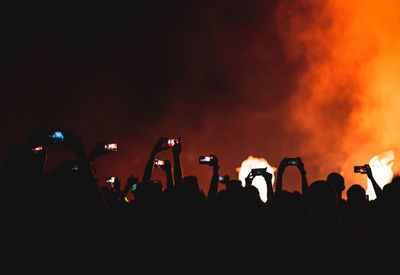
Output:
382,176,400,203
346,184,366,204
327,172,345,199
179,176,205,208
226,180,243,191
182,176,200,191
308,180,338,220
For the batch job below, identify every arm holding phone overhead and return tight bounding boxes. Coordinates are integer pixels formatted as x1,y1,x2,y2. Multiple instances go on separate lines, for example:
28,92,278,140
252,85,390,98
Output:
275,157,308,195
142,137,166,183
143,137,181,184
366,164,382,199
172,139,183,186
89,142,119,161
205,155,219,202
296,158,308,196
247,168,274,202
275,158,287,194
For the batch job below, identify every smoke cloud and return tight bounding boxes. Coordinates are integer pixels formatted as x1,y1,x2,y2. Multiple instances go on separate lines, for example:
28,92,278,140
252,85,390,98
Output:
1,1,399,194
276,0,400,190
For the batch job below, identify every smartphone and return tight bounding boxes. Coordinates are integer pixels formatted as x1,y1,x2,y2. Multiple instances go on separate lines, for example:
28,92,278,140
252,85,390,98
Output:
32,146,45,153
48,131,64,143
251,168,267,176
286,158,298,166
104,143,119,152
105,176,117,184
199,156,215,165
218,175,224,181
154,159,165,167
354,165,367,174
164,137,182,148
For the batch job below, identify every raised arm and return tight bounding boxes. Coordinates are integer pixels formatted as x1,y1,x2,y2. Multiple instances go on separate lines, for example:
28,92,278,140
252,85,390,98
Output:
263,170,274,202
366,164,382,199
172,142,183,186
88,142,111,179
161,160,174,191
143,137,166,183
275,157,288,194
207,155,219,202
296,157,308,196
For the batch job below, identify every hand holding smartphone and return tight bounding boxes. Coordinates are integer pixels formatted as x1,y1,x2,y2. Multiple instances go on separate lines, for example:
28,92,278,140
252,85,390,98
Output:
154,159,165,167
354,165,368,174
162,137,182,149
199,155,217,166
104,143,119,152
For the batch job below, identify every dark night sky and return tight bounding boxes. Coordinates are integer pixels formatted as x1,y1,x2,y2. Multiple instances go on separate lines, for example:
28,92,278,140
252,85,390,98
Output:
1,1,309,192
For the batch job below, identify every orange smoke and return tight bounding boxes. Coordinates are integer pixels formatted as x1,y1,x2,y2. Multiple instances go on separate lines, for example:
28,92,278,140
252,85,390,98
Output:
276,0,400,190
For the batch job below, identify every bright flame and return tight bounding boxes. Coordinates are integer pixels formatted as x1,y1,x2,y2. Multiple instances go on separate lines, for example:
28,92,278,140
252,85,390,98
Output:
366,150,395,200
236,156,277,202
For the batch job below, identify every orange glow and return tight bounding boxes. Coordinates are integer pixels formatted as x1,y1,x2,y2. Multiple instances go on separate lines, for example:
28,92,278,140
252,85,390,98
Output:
237,156,277,202
367,150,394,200
276,0,400,187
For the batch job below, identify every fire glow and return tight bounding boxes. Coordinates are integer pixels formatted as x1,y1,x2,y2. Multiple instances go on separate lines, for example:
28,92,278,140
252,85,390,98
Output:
276,0,400,188
367,150,395,200
237,156,277,202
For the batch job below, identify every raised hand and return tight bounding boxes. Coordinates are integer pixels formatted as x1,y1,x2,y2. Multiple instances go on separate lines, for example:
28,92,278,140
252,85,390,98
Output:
365,164,382,199
143,137,168,183
153,137,169,154
88,142,111,161
277,157,289,177
173,141,183,186
210,154,219,169
296,157,308,195
295,157,306,175
262,170,274,202
206,154,220,201
245,171,255,187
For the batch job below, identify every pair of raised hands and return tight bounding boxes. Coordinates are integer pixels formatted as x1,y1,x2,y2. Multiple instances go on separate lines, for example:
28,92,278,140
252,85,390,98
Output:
277,157,306,175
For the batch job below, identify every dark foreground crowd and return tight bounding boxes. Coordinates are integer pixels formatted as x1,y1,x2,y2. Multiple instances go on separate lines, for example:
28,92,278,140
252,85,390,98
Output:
1,129,399,271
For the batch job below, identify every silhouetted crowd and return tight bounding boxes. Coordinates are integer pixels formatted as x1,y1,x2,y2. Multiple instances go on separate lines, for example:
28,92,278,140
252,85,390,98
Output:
1,129,399,271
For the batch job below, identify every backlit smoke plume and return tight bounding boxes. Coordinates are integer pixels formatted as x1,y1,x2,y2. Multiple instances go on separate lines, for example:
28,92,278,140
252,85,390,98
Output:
276,0,400,190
